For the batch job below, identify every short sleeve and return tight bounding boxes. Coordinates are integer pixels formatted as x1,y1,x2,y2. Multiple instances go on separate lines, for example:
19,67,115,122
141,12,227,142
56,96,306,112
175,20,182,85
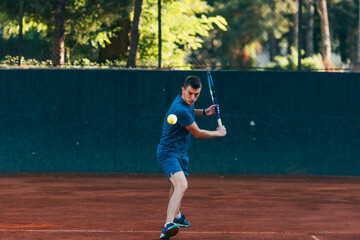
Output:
176,108,194,127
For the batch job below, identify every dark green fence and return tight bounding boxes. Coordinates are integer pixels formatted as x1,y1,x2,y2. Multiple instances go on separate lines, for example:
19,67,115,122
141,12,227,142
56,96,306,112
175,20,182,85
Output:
0,69,359,175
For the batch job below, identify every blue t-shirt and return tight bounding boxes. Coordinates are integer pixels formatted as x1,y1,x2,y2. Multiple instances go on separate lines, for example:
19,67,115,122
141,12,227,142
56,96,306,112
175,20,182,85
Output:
157,94,195,157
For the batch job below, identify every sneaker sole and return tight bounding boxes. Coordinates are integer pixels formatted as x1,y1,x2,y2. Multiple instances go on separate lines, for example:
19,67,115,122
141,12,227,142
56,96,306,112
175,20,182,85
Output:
163,225,179,238
160,235,171,240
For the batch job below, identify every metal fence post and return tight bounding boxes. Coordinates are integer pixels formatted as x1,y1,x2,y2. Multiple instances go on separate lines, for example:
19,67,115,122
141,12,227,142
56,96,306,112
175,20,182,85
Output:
298,0,303,71
158,0,162,69
18,0,24,66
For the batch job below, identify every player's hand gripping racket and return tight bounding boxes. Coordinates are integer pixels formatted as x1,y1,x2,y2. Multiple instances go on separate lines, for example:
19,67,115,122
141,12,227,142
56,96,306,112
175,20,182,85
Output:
207,70,222,127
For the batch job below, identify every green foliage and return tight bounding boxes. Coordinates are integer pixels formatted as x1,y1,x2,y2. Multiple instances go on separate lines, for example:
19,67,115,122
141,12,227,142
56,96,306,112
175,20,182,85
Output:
267,47,324,70
196,0,296,69
137,0,227,68
0,55,20,66
1,0,357,69
301,54,325,70
63,0,132,61
0,0,49,40
0,55,128,68
66,1,129,47
0,0,132,62
1,17,48,39
0,55,52,67
328,0,358,63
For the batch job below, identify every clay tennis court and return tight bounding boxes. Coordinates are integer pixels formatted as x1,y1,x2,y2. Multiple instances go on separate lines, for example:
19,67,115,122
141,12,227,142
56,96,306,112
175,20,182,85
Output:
0,174,359,240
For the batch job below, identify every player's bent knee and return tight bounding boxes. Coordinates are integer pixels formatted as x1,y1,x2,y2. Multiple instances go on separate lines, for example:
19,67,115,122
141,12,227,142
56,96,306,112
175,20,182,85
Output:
170,171,188,193
177,182,188,193
173,181,188,193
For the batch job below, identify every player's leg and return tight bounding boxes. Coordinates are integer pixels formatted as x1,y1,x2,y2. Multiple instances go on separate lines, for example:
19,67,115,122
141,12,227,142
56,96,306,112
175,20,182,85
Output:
172,156,191,227
169,177,191,228
160,172,186,239
166,171,188,223
158,157,184,239
158,155,190,239
169,182,181,218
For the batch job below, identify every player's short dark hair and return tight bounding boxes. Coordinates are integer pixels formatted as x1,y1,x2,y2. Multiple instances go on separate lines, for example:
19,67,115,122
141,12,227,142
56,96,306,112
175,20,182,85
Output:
184,75,202,89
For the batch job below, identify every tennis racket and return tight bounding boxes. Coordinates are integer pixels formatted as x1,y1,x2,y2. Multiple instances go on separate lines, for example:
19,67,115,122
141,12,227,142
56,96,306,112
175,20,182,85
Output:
206,70,222,127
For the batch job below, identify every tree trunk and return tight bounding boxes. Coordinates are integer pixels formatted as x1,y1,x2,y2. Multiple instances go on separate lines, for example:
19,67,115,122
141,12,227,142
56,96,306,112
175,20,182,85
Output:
269,32,278,61
126,0,143,68
346,16,356,63
268,1,279,62
53,0,65,66
358,0,360,62
305,0,314,57
316,0,331,61
292,0,299,50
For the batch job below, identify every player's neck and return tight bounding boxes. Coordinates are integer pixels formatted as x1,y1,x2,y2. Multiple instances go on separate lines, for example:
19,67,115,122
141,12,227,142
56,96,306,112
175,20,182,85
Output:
181,94,192,107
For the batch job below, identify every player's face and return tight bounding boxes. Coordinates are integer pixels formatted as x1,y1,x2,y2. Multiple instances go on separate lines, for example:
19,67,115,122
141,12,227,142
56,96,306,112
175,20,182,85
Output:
182,85,201,106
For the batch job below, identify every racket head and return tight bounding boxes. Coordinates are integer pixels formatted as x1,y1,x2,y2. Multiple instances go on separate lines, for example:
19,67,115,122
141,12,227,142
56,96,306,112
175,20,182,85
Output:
206,70,221,122
207,70,216,104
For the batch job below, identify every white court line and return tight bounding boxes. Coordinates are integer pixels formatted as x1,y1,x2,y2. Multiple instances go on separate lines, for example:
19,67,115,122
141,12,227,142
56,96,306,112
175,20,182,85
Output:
0,229,114,233
0,229,358,235
181,231,303,235
311,231,360,235
0,229,296,234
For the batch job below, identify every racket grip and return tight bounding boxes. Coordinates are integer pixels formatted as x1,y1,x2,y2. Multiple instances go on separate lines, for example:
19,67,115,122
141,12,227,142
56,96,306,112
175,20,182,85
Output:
217,118,222,127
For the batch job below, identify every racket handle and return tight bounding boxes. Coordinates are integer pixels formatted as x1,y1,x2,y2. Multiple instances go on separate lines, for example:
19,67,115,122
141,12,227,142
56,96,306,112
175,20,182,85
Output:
217,118,222,127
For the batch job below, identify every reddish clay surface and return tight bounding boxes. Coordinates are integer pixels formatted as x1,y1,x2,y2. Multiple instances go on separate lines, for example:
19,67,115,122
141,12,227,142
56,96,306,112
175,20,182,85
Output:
0,174,359,240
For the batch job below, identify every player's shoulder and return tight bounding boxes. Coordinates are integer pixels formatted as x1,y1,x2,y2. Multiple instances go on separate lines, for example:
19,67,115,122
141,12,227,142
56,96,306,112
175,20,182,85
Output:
171,104,187,116
171,95,186,108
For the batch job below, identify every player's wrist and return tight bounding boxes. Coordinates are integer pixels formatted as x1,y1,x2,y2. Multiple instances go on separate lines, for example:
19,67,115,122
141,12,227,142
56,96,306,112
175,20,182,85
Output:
203,109,206,116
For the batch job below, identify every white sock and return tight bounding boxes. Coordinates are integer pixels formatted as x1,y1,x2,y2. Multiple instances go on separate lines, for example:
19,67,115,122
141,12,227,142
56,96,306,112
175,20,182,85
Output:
175,212,182,219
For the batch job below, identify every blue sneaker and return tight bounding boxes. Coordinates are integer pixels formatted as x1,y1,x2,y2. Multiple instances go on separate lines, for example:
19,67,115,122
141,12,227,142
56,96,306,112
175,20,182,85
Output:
160,223,180,239
173,213,190,227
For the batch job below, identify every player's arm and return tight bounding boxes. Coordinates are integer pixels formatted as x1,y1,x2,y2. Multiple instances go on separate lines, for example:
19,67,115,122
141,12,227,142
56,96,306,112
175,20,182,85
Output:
195,105,218,117
185,121,226,139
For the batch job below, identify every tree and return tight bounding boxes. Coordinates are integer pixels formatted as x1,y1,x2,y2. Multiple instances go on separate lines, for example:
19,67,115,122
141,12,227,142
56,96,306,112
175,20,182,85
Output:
292,0,299,50
64,0,132,62
137,0,227,68
305,0,315,57
316,0,334,69
126,0,143,68
0,0,132,64
329,0,359,63
358,0,360,62
0,0,50,62
198,0,295,69
98,18,130,62
53,0,65,66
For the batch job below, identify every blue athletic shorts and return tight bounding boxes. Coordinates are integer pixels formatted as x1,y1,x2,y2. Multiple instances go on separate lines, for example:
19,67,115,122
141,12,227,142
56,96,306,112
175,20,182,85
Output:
157,154,189,179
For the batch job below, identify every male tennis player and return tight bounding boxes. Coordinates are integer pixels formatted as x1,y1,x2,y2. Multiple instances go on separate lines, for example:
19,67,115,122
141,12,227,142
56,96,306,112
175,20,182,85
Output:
157,75,226,239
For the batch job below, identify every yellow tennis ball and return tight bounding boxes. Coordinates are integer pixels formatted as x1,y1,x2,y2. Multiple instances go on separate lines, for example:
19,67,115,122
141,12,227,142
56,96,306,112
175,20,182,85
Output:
167,114,177,125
